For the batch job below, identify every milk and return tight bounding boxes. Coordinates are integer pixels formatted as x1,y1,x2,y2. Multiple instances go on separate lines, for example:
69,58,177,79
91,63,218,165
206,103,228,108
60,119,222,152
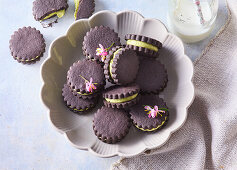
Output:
168,0,218,43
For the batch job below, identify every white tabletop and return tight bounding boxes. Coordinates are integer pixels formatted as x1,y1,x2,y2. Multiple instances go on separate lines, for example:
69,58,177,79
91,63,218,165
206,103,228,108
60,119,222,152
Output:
0,0,227,169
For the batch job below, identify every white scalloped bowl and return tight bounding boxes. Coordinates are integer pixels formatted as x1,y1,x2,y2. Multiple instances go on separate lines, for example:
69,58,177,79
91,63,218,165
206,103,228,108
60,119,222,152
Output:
40,10,194,158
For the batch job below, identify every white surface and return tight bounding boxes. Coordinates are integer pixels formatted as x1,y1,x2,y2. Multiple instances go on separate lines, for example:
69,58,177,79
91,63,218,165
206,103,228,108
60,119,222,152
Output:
0,0,227,169
41,10,194,157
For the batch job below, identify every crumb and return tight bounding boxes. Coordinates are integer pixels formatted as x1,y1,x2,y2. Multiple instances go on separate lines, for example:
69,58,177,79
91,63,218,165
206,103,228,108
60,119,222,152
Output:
40,16,58,28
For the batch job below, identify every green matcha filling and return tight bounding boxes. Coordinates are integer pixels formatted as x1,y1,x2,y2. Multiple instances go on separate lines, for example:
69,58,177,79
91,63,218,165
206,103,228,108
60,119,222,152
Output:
127,40,158,52
76,91,93,95
69,106,89,112
105,93,138,103
74,0,80,19
135,116,167,132
17,55,40,62
109,48,122,80
40,9,65,21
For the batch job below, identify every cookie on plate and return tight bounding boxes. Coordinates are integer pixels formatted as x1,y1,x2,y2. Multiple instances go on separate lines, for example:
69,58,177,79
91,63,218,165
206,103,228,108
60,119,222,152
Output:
67,59,105,99
129,94,169,132
62,84,98,113
9,27,45,64
104,46,139,85
74,0,95,20
125,34,162,57
136,57,168,94
103,84,140,109
33,0,68,21
82,26,121,62
93,106,131,144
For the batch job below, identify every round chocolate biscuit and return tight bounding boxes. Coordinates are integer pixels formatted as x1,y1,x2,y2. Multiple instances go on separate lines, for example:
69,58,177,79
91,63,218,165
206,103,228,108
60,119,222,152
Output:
125,34,162,57
9,27,45,64
136,57,168,94
93,106,131,144
67,59,105,99
75,0,95,20
62,84,98,113
82,26,121,61
33,0,68,21
129,94,169,132
103,84,140,109
104,47,139,85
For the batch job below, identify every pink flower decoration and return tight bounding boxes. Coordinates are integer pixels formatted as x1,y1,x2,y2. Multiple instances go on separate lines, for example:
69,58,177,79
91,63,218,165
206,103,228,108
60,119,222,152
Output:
144,105,165,118
86,78,97,92
96,44,108,62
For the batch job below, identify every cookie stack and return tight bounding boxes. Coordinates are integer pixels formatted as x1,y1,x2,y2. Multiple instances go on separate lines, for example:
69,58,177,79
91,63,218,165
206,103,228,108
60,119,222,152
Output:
62,25,169,144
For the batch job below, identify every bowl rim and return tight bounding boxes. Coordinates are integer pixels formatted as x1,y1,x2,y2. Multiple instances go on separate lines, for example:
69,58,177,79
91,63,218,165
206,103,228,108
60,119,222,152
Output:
40,10,195,158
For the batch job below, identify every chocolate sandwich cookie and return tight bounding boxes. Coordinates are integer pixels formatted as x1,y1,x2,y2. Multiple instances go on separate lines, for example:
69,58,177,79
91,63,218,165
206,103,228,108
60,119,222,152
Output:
103,84,140,109
104,46,139,85
67,59,105,99
125,34,162,57
93,106,131,144
129,94,169,132
9,27,45,64
82,26,121,62
33,0,68,21
62,84,98,113
74,0,95,20
136,57,168,94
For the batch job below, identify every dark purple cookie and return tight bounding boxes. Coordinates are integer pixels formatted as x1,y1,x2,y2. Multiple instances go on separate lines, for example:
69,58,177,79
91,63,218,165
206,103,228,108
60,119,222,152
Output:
75,0,95,20
125,34,162,57
67,59,105,99
93,106,131,144
129,94,169,132
82,26,121,62
104,46,139,85
103,84,140,109
62,84,98,113
136,57,168,94
9,27,45,64
33,0,68,21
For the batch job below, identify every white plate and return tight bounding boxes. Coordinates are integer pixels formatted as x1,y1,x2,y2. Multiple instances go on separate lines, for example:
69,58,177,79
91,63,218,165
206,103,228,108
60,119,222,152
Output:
40,10,194,158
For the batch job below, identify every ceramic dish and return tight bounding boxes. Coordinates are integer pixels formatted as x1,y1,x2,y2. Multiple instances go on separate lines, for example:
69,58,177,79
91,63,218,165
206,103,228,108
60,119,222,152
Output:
41,10,194,157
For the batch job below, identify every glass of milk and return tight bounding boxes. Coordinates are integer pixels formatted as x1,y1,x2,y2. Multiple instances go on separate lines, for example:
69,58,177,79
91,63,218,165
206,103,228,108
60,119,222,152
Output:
168,0,218,43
